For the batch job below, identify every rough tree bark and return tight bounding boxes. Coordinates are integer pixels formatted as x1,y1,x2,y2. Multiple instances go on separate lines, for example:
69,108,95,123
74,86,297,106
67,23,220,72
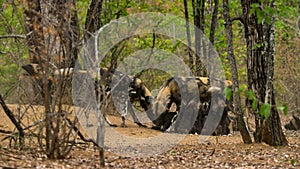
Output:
24,0,46,103
223,0,252,144
183,0,194,68
85,0,103,40
260,0,288,146
209,0,219,45
53,0,80,68
24,0,44,64
192,0,207,76
240,0,287,146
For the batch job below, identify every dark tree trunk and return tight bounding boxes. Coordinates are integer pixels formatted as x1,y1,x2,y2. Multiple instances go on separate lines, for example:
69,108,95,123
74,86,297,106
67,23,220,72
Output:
70,1,80,68
240,0,287,146
223,0,252,144
192,0,201,74
183,0,194,68
262,98,288,146
261,0,288,146
209,0,219,45
53,0,80,68
241,0,265,143
85,0,103,40
192,0,207,76
24,0,44,64
24,0,45,104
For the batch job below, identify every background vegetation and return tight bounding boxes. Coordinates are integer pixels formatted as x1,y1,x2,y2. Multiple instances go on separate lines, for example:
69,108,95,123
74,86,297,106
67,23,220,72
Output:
0,0,299,164
0,0,298,110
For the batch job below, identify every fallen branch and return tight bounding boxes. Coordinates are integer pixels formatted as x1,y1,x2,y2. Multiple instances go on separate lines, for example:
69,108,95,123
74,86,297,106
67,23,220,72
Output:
65,117,96,144
0,129,12,134
0,94,24,147
65,114,104,166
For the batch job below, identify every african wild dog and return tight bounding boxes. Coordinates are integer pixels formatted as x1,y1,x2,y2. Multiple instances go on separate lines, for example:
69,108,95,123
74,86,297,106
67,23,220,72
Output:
115,76,153,127
21,64,153,128
149,76,233,135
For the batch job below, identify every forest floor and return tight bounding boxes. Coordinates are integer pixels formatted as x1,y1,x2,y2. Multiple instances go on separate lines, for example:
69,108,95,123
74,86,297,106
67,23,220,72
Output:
0,104,299,169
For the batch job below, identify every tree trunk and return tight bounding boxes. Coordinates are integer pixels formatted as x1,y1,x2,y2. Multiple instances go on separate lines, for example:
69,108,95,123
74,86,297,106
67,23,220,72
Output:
52,0,79,68
24,0,44,64
223,0,252,144
240,0,288,146
241,0,266,143
192,0,207,76
209,0,219,45
85,0,103,40
261,0,288,146
183,0,194,68
192,0,201,74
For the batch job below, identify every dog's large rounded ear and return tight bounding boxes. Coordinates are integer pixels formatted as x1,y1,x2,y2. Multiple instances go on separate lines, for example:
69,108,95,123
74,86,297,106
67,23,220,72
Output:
130,77,143,88
134,77,143,87
225,80,233,87
199,77,209,85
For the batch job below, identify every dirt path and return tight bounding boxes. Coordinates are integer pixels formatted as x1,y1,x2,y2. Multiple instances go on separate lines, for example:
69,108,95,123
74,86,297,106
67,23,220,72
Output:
0,104,299,168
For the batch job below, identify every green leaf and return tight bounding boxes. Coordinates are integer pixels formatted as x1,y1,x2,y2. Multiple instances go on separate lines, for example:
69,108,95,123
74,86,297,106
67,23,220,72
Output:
252,99,258,110
260,103,271,119
245,90,256,101
256,10,264,24
224,87,232,101
290,159,296,166
22,54,29,59
250,3,260,15
238,84,247,94
277,104,288,115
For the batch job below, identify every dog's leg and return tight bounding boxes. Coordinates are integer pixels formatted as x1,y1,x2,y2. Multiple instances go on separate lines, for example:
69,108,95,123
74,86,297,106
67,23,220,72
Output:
120,98,128,127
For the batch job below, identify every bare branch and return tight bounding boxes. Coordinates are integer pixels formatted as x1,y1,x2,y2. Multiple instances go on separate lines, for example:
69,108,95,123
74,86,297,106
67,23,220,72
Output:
0,94,25,147
0,34,26,39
